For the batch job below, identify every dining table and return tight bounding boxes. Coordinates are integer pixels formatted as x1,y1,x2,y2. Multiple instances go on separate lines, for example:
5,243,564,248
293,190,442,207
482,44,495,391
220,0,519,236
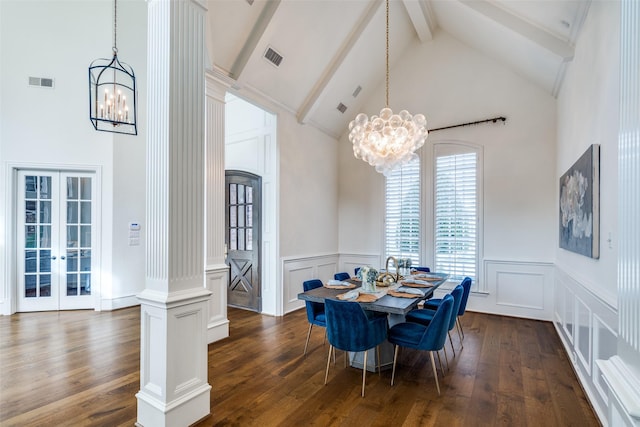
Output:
297,271,450,371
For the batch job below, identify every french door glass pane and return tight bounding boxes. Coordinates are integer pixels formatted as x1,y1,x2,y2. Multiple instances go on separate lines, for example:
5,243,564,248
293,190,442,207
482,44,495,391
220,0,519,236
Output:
80,250,91,271
25,275,37,297
40,201,51,223
67,250,78,272
40,250,51,272
67,177,78,200
39,226,51,247
26,201,36,223
80,202,91,223
67,274,78,295
39,177,51,199
67,226,78,248
67,201,78,223
80,274,91,295
25,225,36,248
25,176,37,199
25,250,36,272
81,226,91,247
80,177,91,199
40,275,51,296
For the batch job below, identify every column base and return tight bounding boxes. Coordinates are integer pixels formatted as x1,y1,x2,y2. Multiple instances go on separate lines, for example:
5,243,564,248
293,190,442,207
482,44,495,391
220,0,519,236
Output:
136,383,211,427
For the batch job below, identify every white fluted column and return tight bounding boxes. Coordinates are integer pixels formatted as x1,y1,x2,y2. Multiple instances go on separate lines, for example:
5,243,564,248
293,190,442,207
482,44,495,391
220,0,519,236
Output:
205,71,232,343
598,1,640,425
136,1,211,426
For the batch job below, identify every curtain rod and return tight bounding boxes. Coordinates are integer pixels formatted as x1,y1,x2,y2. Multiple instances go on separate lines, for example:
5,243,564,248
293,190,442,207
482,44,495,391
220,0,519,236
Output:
428,116,506,133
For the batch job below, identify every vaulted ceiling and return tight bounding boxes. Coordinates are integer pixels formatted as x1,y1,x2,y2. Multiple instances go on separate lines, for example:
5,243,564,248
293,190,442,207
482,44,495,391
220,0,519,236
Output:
206,0,591,138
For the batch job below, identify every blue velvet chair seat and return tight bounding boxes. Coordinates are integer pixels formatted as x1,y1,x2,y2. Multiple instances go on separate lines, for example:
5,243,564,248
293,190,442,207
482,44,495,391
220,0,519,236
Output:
303,279,327,355
334,272,350,281
387,322,426,347
405,284,464,360
324,298,388,397
419,277,472,342
387,294,454,395
405,309,435,325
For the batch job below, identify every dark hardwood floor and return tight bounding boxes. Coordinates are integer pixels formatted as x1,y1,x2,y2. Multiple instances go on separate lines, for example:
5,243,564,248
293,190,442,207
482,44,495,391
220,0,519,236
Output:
0,306,599,426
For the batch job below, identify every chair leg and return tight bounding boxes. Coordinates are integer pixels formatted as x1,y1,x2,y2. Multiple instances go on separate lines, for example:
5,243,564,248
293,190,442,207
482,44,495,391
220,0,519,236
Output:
304,324,313,355
442,346,450,372
436,350,445,377
456,320,464,349
449,331,456,358
377,346,381,376
429,351,441,395
457,318,465,340
325,345,333,385
391,345,399,386
361,351,368,397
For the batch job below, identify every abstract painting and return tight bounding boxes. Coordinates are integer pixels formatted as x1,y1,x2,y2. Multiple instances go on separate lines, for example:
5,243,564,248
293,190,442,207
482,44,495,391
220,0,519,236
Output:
559,144,600,259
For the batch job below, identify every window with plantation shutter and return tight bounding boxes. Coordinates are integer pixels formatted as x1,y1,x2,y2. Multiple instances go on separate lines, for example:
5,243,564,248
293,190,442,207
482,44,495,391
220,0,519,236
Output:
385,157,420,266
434,147,478,283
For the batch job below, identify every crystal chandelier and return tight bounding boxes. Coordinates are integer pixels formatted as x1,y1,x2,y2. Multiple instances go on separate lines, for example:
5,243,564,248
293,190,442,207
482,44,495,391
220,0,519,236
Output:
348,0,427,175
88,0,137,135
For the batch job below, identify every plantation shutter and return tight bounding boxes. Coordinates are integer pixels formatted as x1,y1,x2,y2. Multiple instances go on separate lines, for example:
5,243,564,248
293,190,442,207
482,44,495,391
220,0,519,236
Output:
434,150,477,282
385,157,420,266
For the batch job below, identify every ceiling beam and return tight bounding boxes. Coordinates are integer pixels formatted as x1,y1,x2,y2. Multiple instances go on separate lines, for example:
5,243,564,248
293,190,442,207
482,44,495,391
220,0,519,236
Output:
296,0,383,125
402,0,436,42
459,0,574,60
229,0,281,81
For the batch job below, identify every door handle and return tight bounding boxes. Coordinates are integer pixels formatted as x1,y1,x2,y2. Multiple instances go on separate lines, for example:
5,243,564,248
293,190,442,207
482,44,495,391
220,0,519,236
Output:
60,256,66,260
51,255,57,260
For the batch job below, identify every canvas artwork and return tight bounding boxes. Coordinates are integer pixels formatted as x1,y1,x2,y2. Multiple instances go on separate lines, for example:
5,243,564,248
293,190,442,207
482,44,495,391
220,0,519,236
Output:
559,144,600,259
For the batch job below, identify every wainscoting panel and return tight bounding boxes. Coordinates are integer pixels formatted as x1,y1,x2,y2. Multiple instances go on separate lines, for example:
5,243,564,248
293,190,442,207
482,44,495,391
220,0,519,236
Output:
462,260,554,320
339,253,382,278
282,254,339,314
554,267,618,425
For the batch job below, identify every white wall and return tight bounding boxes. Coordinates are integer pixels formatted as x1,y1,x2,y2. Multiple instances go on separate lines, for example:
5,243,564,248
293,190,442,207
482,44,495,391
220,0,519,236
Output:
225,92,339,315
338,31,558,320
0,0,147,313
554,1,620,423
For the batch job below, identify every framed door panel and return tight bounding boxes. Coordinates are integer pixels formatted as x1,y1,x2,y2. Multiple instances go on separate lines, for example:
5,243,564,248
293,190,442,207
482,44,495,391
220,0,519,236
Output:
16,170,95,312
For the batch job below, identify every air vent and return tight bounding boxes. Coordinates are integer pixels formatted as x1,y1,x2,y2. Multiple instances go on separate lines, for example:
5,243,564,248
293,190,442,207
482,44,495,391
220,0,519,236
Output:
29,77,54,89
264,47,283,67
337,103,348,114
352,85,362,98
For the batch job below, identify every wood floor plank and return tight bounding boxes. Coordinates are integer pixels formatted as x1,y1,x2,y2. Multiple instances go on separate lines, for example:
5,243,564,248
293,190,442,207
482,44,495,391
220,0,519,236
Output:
0,307,600,426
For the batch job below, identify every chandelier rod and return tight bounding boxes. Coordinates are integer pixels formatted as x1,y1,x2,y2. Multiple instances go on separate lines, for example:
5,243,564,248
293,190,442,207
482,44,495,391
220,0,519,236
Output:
428,116,507,133
385,0,390,108
113,0,118,53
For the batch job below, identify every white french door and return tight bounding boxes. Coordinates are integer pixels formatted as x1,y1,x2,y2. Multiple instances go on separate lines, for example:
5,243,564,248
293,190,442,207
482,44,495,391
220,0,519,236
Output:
17,170,96,312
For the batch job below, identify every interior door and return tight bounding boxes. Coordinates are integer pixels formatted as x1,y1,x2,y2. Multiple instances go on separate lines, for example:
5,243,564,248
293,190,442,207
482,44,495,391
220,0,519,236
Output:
17,171,95,312
225,171,261,312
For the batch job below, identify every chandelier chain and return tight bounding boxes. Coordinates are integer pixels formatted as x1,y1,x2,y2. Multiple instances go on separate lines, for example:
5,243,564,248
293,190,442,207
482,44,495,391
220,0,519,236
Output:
113,0,118,54
385,0,389,107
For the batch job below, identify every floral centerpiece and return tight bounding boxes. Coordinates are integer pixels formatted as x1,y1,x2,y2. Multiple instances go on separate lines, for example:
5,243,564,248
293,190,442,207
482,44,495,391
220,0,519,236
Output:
357,266,378,293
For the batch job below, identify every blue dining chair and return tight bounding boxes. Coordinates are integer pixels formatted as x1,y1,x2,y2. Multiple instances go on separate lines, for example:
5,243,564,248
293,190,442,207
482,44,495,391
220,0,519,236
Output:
413,266,431,272
388,294,454,395
405,284,464,358
303,279,326,355
423,277,472,342
334,272,350,281
324,298,388,397
354,267,361,277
